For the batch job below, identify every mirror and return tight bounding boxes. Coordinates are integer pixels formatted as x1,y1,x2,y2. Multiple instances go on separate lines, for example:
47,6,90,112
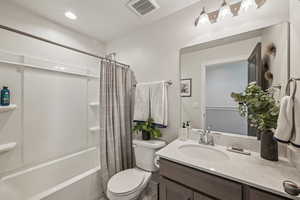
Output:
180,22,290,137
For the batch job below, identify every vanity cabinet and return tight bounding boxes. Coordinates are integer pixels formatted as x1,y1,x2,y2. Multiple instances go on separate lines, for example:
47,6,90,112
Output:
159,159,290,200
247,187,289,200
160,177,193,200
160,176,214,200
194,192,215,200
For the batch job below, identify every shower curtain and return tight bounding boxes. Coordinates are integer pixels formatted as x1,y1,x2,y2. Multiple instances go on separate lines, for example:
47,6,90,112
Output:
99,60,136,194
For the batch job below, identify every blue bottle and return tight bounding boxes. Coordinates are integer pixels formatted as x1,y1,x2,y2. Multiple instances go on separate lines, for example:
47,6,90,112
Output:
1,86,10,106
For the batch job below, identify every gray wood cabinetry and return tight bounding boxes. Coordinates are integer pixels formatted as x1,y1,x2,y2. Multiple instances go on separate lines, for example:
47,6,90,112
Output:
194,192,215,200
159,159,290,200
246,187,289,200
160,177,193,200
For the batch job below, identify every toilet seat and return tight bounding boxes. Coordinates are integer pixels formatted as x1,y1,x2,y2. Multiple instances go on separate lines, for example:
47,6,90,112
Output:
107,168,148,196
107,168,151,200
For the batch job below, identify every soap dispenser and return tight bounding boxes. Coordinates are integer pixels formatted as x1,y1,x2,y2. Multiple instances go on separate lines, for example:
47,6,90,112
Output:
179,122,188,141
186,121,192,139
0,86,10,106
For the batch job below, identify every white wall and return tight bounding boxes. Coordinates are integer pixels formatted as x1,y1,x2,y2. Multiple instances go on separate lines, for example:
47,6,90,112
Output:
107,0,289,141
261,22,289,94
289,0,300,169
290,0,300,81
0,1,102,199
0,0,105,73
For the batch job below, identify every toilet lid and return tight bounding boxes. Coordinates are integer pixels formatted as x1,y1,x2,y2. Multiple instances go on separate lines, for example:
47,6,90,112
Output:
108,169,145,195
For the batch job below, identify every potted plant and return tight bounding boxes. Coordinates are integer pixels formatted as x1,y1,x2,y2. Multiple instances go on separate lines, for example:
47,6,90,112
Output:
133,118,162,140
231,83,280,161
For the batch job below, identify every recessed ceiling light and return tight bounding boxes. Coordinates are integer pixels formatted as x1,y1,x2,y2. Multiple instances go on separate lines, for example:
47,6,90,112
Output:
65,11,77,20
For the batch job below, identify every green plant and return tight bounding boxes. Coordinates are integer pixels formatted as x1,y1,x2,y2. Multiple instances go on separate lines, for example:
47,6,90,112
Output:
133,118,162,139
231,83,280,132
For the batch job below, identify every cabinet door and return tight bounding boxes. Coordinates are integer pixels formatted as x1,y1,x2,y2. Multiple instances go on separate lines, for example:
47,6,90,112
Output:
160,159,242,200
160,177,193,200
194,192,215,200
248,187,290,200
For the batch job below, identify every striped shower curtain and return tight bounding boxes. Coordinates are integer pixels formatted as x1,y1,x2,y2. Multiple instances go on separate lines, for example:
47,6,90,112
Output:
99,60,136,194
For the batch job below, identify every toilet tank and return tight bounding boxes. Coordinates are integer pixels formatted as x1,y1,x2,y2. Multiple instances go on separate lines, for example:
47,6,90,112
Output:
133,140,166,172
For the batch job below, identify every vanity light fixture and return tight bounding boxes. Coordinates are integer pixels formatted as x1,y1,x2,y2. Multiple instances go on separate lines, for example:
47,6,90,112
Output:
65,11,77,20
239,0,258,14
217,0,233,22
194,0,266,27
195,7,210,26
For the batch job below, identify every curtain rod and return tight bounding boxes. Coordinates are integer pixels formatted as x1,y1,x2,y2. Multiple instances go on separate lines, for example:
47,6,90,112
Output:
0,24,130,68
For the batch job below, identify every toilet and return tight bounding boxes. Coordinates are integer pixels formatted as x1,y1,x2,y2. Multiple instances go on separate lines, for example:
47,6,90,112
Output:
106,139,166,200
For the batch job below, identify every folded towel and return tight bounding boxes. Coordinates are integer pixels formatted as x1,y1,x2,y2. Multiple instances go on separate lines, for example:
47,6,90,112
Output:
150,81,168,127
274,96,294,143
291,98,300,148
133,84,150,122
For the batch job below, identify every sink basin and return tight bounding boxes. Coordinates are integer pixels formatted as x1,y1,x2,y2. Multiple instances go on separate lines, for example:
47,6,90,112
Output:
178,144,230,162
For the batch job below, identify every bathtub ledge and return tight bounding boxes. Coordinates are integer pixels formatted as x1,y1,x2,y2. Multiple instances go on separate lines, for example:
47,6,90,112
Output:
29,166,100,200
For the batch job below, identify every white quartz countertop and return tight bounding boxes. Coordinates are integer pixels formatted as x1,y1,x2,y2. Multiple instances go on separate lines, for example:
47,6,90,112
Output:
156,139,300,200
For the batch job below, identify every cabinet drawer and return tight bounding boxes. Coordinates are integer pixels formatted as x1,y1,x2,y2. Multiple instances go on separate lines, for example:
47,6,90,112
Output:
160,159,242,200
248,187,290,200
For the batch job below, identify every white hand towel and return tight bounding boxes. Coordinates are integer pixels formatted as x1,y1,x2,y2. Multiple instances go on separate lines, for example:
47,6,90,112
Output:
133,84,150,122
291,98,300,148
150,82,168,127
274,96,294,143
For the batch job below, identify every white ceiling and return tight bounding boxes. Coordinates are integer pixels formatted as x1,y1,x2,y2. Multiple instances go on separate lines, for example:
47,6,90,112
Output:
10,0,204,43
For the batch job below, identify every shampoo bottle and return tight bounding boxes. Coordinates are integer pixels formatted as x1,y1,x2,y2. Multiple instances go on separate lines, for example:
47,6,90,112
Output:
0,86,10,106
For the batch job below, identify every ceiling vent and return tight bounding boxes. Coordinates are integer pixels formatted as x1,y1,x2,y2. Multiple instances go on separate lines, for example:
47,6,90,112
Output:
127,0,160,16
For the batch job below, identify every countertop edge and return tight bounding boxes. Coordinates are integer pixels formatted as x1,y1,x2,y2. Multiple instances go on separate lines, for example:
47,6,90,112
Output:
157,150,300,200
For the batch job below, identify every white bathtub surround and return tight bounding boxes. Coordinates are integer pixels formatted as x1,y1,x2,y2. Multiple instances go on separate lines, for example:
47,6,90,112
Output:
157,139,300,199
0,104,17,113
0,143,17,154
0,147,101,200
99,61,136,194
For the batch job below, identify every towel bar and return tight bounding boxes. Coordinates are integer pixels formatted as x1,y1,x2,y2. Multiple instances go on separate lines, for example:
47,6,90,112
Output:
286,78,300,98
134,80,173,87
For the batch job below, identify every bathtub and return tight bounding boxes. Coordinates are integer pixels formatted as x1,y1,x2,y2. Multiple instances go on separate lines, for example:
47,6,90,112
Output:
0,147,102,200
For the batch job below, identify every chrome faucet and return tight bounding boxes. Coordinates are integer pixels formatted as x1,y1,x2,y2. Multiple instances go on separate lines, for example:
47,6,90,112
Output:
198,126,214,146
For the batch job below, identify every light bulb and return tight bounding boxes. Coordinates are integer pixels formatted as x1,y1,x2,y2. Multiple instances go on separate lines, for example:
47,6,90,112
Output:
239,0,258,14
65,11,77,20
199,8,210,25
217,0,233,22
